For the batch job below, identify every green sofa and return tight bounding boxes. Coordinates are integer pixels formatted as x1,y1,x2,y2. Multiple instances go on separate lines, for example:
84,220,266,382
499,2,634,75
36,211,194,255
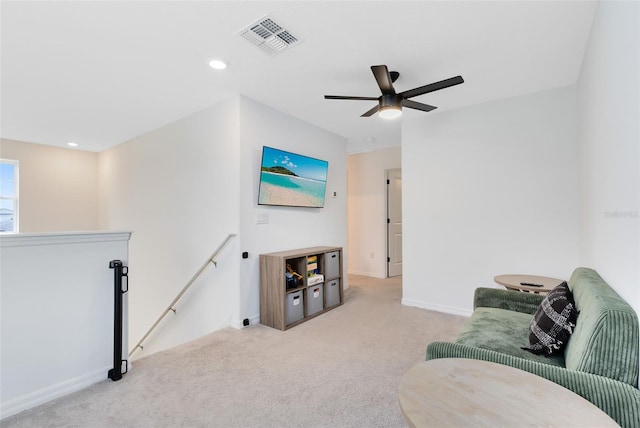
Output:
426,267,640,427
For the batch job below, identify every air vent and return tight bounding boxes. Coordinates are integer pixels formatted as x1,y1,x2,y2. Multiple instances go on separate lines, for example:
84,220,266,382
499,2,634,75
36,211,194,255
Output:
238,15,300,56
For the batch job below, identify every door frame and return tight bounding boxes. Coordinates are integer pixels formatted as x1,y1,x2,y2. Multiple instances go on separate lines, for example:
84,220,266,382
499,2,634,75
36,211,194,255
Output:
386,168,402,277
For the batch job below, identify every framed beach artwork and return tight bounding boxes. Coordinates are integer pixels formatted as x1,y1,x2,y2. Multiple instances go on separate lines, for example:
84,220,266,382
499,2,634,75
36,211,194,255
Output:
258,146,328,208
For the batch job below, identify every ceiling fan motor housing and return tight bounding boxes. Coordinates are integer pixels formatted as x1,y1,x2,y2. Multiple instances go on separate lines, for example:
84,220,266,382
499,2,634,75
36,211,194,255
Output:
380,94,404,111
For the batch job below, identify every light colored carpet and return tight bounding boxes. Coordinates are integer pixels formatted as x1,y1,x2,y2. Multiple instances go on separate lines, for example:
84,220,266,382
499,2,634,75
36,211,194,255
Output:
2,275,468,428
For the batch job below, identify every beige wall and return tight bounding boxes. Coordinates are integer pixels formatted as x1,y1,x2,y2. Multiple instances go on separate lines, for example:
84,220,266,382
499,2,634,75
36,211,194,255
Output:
347,146,401,277
0,138,99,232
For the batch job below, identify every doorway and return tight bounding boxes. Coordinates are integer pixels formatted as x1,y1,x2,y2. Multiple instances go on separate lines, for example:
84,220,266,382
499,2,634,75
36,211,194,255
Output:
387,168,402,277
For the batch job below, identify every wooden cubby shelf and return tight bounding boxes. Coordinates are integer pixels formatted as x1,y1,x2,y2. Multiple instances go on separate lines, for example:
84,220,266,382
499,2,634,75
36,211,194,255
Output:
259,246,343,330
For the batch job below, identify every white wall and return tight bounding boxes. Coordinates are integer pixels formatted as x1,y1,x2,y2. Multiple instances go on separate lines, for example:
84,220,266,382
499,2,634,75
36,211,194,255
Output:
98,98,241,358
577,0,639,315
237,97,348,324
0,231,130,418
0,139,99,232
347,146,401,277
402,86,579,315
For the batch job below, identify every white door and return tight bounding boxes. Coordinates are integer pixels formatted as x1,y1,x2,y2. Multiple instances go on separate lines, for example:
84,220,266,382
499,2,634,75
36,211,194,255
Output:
387,168,402,277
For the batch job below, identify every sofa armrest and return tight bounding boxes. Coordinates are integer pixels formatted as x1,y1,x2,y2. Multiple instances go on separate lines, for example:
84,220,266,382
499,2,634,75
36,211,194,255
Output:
426,341,640,428
474,287,544,314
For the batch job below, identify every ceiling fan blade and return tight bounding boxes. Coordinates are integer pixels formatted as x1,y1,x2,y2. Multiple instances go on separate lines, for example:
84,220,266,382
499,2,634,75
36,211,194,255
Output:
402,99,438,113
371,65,396,95
324,95,379,101
400,76,464,99
361,104,380,117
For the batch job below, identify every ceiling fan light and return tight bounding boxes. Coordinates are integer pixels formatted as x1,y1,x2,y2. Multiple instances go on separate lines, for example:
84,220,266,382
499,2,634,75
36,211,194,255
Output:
378,93,403,119
379,105,402,119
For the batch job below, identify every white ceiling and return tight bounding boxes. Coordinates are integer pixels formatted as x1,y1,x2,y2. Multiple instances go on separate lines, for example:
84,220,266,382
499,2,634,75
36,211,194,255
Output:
0,1,597,153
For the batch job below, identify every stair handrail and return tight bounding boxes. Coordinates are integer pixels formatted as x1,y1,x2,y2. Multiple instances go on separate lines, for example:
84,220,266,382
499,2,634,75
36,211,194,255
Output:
129,233,237,357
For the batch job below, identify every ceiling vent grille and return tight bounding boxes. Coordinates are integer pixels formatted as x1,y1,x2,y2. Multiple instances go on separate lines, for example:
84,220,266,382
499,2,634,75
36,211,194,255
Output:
238,15,300,56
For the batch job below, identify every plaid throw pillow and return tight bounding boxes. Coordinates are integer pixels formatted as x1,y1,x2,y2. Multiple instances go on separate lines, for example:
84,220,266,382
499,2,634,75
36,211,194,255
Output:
522,281,578,356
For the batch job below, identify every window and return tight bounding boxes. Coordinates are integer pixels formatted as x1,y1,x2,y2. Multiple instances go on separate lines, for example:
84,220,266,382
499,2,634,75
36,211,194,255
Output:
0,159,19,233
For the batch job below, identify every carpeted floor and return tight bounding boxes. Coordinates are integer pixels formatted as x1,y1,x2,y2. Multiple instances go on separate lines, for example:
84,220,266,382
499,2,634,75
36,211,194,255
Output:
2,275,468,428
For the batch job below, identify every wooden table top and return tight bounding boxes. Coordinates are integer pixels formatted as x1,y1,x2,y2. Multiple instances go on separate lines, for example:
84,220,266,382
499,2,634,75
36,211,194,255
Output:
398,359,618,428
494,274,564,293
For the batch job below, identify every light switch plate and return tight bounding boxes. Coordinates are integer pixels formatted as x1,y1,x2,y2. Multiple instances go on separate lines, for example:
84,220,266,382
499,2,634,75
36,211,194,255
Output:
256,212,269,224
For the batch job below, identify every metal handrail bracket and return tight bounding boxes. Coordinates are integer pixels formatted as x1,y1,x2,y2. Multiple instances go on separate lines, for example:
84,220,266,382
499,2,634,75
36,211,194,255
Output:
129,233,237,357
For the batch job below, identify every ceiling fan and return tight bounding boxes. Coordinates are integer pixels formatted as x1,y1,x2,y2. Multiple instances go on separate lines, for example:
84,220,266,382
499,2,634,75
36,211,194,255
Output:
324,65,464,119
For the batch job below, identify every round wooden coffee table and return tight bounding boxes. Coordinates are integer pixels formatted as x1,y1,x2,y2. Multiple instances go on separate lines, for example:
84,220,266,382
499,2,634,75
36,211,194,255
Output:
398,359,618,427
494,274,564,293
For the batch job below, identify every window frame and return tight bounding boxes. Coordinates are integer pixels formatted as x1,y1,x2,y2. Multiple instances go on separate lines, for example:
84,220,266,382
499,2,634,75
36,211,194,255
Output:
0,159,19,234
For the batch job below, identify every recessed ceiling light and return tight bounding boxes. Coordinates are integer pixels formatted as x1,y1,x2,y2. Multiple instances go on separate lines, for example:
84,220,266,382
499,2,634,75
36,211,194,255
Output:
67,142,78,147
208,59,227,70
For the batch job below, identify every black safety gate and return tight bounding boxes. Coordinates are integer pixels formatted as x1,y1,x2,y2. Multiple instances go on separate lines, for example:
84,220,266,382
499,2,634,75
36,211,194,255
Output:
108,260,128,381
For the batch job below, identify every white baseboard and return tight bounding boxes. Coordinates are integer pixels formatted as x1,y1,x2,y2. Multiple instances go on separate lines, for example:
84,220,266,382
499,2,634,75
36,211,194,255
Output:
0,366,110,420
230,314,260,329
401,297,473,317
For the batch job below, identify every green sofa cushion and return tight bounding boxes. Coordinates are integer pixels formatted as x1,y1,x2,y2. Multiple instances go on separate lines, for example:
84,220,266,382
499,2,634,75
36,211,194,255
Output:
565,268,639,386
473,287,544,314
456,307,564,367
